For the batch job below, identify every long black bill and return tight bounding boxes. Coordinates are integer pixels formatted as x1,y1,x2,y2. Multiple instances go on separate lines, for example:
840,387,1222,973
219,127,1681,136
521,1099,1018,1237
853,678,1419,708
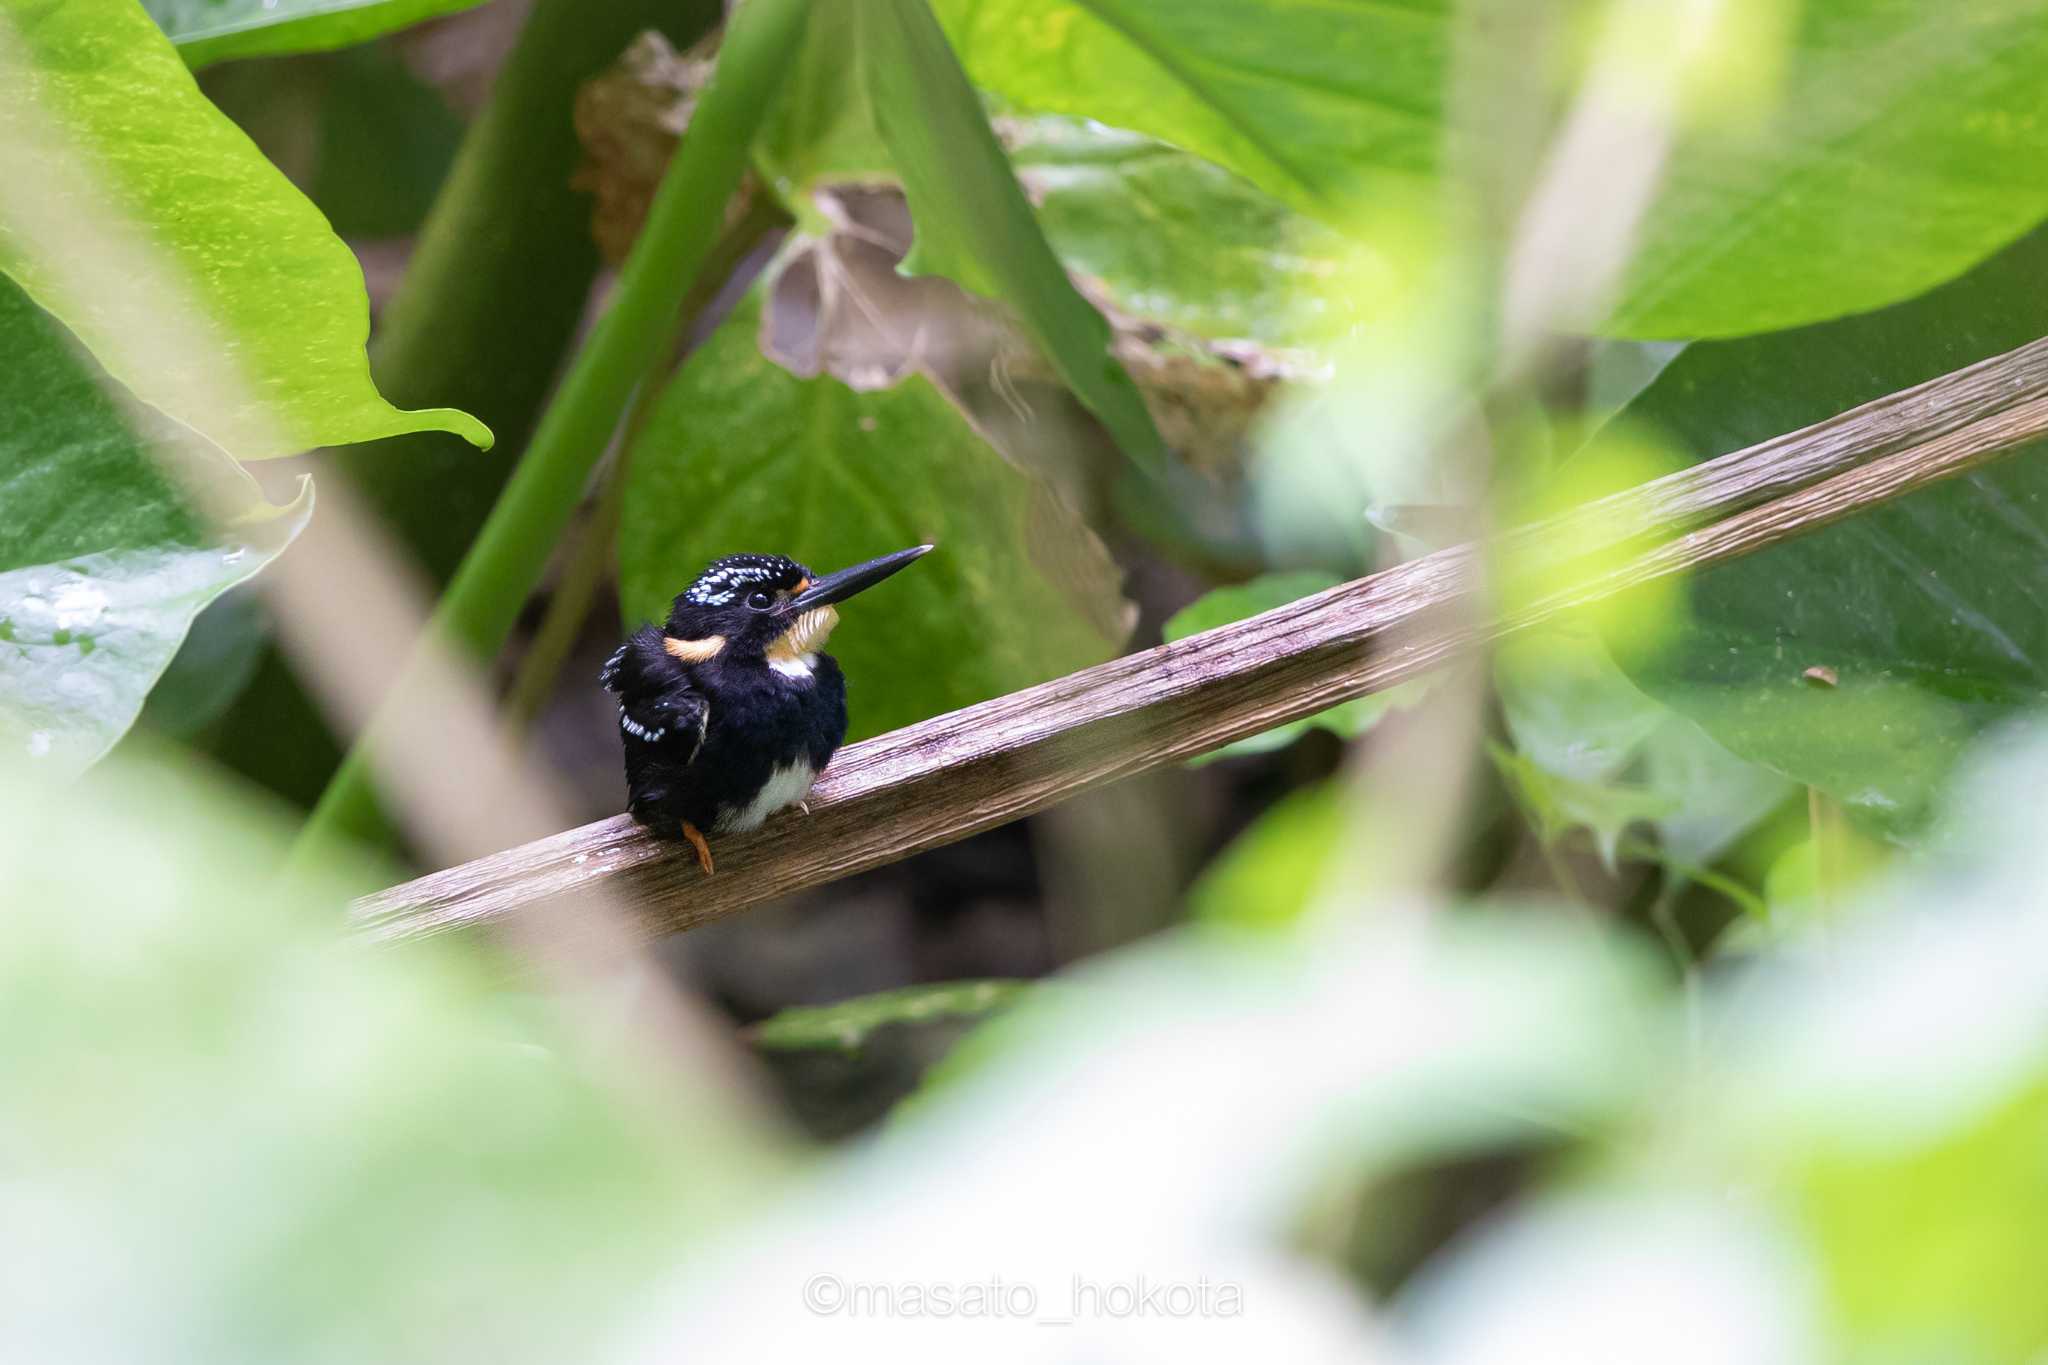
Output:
788,544,933,612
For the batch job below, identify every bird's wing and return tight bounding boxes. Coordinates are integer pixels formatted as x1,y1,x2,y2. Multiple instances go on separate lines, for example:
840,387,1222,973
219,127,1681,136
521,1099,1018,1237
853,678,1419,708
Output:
601,626,710,765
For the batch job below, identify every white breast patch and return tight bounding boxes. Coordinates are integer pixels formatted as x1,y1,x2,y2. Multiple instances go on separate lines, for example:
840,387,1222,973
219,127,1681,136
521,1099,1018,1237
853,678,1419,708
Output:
768,652,818,680
715,760,818,832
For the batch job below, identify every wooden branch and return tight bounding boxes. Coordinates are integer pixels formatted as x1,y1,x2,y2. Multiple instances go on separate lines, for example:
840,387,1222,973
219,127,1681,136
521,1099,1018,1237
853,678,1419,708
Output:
355,338,2048,942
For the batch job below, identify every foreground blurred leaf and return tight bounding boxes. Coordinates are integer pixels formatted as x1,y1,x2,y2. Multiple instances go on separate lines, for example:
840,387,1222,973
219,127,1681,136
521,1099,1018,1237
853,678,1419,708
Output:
0,750,778,1361
145,0,491,67
1611,227,2048,835
646,907,1659,1356
1185,781,1347,932
1164,572,1426,763
1697,732,2048,1361
618,291,1121,741
0,0,489,459
0,278,306,775
853,0,1166,472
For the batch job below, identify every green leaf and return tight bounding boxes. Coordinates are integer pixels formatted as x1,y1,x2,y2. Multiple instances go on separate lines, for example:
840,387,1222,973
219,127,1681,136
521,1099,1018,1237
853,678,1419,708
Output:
1006,112,1347,348
1490,741,1679,873
1609,226,2048,835
1185,780,1347,933
933,0,2048,340
1497,626,1792,868
750,981,1027,1054
145,0,491,68
851,0,1166,471
1797,1079,2048,1362
1609,1,2048,338
1163,572,1426,763
754,1,895,209
0,0,490,459
0,277,307,774
929,0,1444,225
0,747,776,1358
617,290,1121,742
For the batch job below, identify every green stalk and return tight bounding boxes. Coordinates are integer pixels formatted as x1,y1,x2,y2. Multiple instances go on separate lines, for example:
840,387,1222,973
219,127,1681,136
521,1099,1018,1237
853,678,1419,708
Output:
502,192,790,735
296,0,812,858
211,0,721,810
352,0,724,584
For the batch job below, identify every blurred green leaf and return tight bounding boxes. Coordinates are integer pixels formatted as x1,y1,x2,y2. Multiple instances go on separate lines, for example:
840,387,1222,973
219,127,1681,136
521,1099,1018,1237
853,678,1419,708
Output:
1611,227,2048,835
618,291,1120,741
0,278,306,774
754,2,894,210
1185,781,1347,932
1006,112,1347,349
0,0,489,459
751,981,1026,1054
1164,572,1425,763
0,748,779,1360
929,0,1444,224
309,46,466,238
853,0,1166,471
1798,1079,2048,1363
1611,1,2048,338
145,0,491,68
1497,626,1792,869
1490,741,1677,873
934,0,2048,339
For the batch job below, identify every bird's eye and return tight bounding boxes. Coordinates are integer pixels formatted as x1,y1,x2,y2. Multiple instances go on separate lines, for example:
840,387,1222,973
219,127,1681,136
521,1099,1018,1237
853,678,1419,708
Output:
745,589,774,611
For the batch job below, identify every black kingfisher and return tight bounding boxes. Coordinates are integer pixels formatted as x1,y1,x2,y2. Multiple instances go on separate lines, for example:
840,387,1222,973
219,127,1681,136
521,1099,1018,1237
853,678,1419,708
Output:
601,544,932,874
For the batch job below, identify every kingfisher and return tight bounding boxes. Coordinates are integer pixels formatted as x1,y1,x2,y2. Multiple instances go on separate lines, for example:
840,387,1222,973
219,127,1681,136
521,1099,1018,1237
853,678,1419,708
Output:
601,544,932,875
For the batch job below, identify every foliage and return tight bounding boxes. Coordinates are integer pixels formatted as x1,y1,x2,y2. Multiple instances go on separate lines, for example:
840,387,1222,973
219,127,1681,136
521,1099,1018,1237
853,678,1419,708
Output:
1163,571,1426,762
618,292,1121,742
7,0,2048,1356
147,0,494,68
1612,227,2048,836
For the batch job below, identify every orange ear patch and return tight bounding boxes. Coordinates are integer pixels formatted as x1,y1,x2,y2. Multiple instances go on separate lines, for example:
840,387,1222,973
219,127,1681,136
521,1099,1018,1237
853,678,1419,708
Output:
664,634,727,663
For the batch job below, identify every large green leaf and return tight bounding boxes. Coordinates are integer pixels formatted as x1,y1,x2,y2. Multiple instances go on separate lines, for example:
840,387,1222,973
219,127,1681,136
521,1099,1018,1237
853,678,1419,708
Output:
929,0,1445,223
0,277,306,775
852,0,1166,471
1610,228,2048,835
618,292,1120,742
933,0,2048,339
0,0,489,459
1006,113,1346,349
0,746,776,1360
145,0,491,67
1609,0,2048,338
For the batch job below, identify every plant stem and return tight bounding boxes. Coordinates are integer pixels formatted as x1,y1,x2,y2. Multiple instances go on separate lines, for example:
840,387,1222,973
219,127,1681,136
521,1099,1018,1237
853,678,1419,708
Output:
1808,785,1847,916
208,0,723,811
502,194,789,736
296,0,812,860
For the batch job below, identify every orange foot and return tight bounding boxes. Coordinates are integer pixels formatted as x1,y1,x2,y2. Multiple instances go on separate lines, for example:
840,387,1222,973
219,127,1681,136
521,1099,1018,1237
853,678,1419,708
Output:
680,820,715,876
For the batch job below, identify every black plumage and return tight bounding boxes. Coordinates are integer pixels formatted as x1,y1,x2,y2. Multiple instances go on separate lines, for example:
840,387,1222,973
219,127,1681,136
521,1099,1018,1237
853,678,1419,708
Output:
602,546,930,873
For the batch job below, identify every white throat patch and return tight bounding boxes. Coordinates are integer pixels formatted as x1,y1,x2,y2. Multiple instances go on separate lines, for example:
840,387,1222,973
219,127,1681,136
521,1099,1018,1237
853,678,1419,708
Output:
766,605,837,682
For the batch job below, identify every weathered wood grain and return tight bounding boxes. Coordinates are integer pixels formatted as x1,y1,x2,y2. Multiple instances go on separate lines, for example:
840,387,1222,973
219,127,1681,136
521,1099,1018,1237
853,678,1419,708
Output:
354,338,2048,943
